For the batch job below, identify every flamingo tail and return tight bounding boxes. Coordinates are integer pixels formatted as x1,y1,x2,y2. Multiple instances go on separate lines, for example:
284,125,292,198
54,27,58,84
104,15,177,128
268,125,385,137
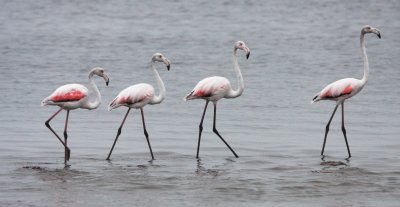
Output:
311,94,320,104
41,97,55,106
183,91,195,101
108,97,119,111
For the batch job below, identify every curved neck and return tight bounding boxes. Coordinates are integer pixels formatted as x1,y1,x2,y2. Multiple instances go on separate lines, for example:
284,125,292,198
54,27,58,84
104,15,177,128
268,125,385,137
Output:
149,61,165,104
226,48,244,98
83,73,101,110
360,32,369,84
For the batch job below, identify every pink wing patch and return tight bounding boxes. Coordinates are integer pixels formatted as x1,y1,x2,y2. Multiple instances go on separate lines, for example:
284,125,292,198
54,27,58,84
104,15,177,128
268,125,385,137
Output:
117,95,147,105
194,85,225,97
51,90,86,102
117,96,129,104
195,89,214,97
195,90,206,97
321,85,353,99
342,85,353,94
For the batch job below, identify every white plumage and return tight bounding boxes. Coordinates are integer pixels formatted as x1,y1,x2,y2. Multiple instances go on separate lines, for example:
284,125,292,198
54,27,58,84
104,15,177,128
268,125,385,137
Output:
312,78,363,103
42,83,89,109
109,83,155,110
184,76,231,102
41,67,109,165
106,53,171,161
184,41,250,159
312,25,381,158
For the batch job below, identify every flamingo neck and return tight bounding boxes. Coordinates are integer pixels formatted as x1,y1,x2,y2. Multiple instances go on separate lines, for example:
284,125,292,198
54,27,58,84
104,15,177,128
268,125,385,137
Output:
226,48,244,98
360,32,369,85
83,73,101,110
149,61,165,104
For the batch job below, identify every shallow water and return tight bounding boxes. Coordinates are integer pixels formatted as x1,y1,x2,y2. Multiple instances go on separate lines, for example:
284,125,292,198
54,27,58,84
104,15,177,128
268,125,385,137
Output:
1,0,400,206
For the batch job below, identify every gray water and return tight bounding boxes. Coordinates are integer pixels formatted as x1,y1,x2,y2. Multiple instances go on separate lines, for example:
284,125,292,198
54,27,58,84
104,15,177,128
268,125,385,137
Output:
1,0,400,206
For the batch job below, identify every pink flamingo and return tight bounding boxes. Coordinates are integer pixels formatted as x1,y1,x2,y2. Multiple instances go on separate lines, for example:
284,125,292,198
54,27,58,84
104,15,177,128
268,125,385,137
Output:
42,67,109,165
184,41,250,158
312,25,381,158
106,53,171,160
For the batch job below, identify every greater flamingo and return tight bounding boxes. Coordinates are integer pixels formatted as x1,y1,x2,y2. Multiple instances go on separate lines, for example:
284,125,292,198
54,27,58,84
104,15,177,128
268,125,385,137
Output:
184,41,250,158
106,53,170,160
42,67,109,165
312,25,381,158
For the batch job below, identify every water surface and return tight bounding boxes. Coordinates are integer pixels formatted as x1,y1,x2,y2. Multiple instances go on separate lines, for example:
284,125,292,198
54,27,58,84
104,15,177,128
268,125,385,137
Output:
1,0,400,206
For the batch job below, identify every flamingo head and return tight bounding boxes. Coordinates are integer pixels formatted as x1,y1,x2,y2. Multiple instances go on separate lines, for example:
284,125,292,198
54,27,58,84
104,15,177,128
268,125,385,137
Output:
362,25,381,39
234,41,251,59
152,53,171,71
89,67,110,86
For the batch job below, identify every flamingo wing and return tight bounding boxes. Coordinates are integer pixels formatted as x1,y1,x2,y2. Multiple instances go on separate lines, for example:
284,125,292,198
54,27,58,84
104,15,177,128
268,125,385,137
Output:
185,76,230,100
46,84,88,103
109,83,155,110
313,78,357,101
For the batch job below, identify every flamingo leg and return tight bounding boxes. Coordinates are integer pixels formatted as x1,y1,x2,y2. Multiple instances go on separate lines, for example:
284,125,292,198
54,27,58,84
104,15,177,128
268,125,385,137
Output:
45,108,71,164
321,104,339,156
106,108,131,160
196,100,209,159
341,102,351,158
63,110,70,165
140,108,155,160
212,103,239,158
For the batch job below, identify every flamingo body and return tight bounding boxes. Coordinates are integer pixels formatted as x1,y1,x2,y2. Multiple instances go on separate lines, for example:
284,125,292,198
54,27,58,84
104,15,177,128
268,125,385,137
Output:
109,83,155,110
42,84,89,109
185,76,231,102
185,41,250,158
42,67,109,165
106,53,171,161
312,25,381,158
312,78,363,103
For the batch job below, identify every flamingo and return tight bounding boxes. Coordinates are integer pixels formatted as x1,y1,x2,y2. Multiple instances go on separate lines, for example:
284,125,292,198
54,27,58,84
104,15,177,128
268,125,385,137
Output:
42,67,109,165
184,41,250,158
312,25,381,158
106,53,170,160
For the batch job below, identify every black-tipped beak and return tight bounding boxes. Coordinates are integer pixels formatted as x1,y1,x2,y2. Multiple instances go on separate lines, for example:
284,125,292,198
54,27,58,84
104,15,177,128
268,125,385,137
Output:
103,73,110,86
372,28,381,39
162,58,171,71
243,46,250,59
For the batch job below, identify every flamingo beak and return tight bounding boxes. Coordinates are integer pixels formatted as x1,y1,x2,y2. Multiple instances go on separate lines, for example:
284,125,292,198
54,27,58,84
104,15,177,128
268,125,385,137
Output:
373,28,381,39
245,47,250,59
163,58,171,71
103,73,110,86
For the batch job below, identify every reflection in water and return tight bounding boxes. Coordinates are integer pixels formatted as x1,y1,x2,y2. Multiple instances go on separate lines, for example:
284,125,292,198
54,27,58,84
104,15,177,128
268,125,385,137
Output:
196,158,223,177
